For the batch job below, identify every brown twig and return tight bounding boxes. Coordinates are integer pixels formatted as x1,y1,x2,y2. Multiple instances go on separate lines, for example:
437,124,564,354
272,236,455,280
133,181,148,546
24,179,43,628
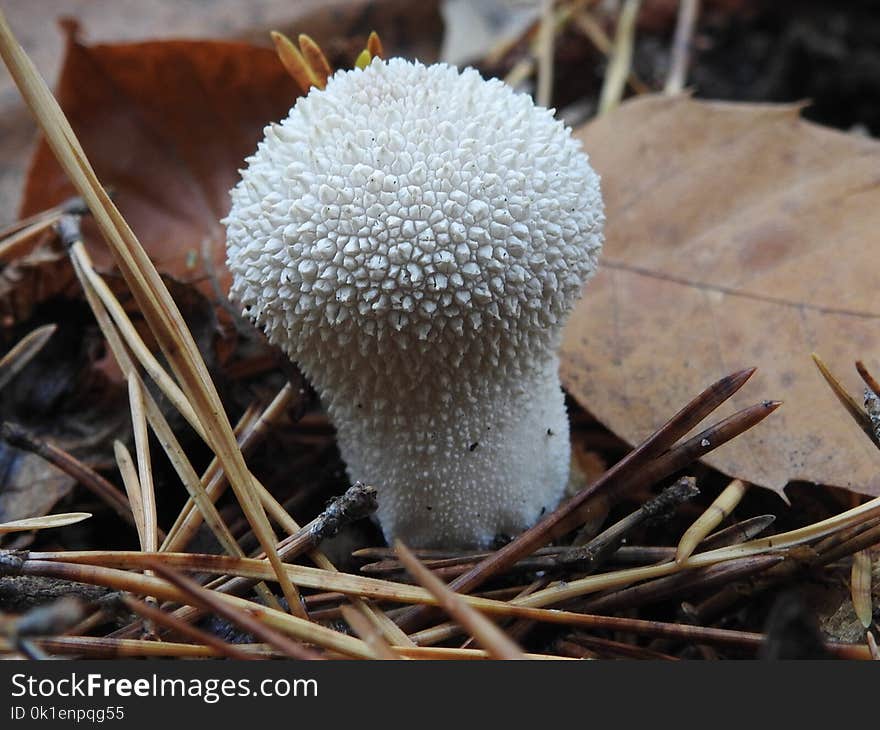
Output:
199,483,379,611
360,514,775,578
564,476,699,572
10,549,872,659
407,601,869,659
263,483,378,563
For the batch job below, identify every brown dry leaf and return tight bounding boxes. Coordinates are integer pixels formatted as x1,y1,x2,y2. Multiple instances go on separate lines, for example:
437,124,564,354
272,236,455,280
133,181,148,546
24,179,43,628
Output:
0,445,75,531
0,233,72,323
562,94,880,498
19,29,300,301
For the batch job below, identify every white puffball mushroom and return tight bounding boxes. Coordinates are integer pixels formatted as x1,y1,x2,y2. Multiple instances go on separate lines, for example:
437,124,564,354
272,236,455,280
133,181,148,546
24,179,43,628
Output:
225,58,604,548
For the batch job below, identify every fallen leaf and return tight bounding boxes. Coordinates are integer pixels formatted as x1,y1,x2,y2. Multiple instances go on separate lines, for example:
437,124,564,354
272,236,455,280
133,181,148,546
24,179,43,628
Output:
0,233,72,323
562,94,880,498
0,443,75,533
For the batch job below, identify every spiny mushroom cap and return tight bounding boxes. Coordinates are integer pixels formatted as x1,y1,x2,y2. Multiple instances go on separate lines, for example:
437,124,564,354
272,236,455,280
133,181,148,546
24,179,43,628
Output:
225,58,603,399
225,58,604,546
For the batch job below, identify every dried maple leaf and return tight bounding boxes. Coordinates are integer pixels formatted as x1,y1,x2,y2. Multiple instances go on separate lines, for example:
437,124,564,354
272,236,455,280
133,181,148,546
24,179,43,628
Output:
562,94,880,498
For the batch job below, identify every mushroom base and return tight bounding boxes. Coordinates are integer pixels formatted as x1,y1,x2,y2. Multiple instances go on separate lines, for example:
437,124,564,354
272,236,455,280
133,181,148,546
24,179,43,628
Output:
330,358,571,549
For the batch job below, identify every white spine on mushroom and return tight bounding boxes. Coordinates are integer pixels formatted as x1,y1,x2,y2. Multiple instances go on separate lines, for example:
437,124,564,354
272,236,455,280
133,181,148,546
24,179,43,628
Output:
225,58,604,548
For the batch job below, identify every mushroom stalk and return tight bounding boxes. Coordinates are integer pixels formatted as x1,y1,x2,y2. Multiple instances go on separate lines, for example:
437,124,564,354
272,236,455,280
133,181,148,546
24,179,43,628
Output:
225,58,603,548
330,341,570,548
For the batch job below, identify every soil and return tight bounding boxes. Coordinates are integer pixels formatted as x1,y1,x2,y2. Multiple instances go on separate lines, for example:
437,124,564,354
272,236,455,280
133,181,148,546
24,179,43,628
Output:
687,0,880,135
481,1,880,136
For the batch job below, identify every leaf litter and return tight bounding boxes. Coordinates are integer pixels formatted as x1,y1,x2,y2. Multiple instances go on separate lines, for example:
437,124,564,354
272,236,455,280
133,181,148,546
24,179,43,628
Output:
0,1,877,660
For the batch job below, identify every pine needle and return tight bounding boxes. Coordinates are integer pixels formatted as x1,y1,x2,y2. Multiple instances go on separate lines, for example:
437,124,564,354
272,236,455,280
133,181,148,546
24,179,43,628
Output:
0,323,56,391
851,548,873,629
536,0,556,108
355,49,372,69
298,34,332,88
396,541,525,660
664,0,700,94
676,479,749,563
340,605,401,660
812,353,878,446
165,384,293,549
366,31,384,59
271,31,319,93
127,376,157,555
68,236,281,610
113,442,146,548
0,513,90,534
598,0,641,114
